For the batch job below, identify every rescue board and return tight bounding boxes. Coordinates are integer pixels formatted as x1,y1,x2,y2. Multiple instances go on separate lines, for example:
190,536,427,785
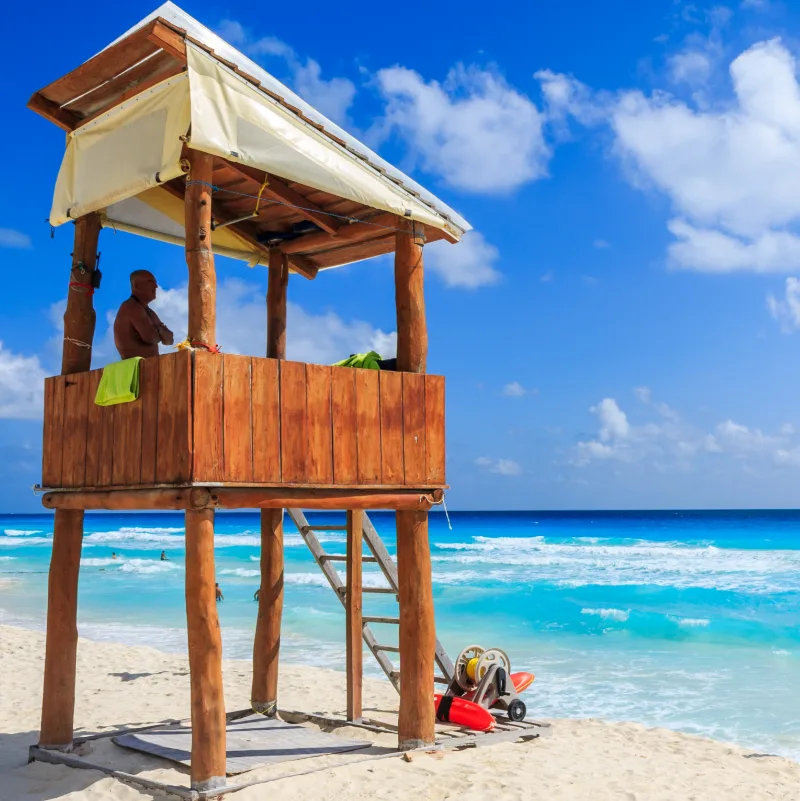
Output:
434,694,495,731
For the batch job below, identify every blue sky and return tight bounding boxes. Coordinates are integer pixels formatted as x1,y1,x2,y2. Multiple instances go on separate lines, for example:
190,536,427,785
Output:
3,0,800,512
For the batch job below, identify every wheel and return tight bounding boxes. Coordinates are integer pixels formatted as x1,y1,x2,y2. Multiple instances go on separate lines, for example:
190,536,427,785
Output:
507,699,527,722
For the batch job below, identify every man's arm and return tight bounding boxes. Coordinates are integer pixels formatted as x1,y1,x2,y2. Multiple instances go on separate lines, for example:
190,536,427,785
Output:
149,309,175,346
128,303,161,346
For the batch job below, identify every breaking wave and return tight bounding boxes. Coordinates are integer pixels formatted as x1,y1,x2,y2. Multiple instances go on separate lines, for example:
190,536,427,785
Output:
581,607,631,622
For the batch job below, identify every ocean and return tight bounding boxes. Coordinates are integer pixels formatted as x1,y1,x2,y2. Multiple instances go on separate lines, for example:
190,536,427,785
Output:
1,509,799,760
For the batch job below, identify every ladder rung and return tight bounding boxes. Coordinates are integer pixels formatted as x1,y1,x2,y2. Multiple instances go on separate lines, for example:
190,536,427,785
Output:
320,554,378,563
303,525,348,531
390,670,400,682
363,616,400,625
434,676,450,685
375,644,400,653
363,587,397,594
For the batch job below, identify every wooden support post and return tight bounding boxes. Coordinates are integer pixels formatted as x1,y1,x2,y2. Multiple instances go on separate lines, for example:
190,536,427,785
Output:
185,150,217,349
39,213,100,749
62,212,101,375
185,509,226,791
39,510,83,748
394,218,435,748
394,219,427,374
251,509,284,715
346,509,363,722
266,248,288,360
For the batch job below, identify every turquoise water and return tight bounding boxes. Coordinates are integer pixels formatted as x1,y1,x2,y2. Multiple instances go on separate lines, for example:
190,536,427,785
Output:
1,510,799,759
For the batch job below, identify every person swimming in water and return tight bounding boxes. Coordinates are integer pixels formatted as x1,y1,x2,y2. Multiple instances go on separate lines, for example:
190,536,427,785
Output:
216,583,224,602
254,588,260,602
160,551,167,561
112,552,117,560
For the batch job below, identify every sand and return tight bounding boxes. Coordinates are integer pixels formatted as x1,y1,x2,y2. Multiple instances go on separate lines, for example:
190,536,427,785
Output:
1,624,799,800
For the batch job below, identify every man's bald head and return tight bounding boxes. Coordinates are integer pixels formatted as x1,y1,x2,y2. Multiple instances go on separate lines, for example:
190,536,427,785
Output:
130,270,158,304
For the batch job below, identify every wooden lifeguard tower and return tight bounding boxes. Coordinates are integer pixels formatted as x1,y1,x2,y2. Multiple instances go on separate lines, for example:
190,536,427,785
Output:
29,3,470,793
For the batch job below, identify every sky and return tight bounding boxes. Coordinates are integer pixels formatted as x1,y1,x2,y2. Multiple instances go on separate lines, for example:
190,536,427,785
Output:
3,0,800,511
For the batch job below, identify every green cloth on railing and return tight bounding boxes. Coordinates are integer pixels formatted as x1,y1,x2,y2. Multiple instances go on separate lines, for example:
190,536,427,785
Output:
332,351,382,370
94,357,143,406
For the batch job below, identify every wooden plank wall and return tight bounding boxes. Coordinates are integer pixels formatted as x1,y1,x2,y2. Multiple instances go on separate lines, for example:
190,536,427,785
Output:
41,352,446,489
42,352,192,489
191,356,446,487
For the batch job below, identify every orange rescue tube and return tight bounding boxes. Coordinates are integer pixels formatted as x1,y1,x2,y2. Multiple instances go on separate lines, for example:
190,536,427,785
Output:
511,671,535,693
434,694,495,731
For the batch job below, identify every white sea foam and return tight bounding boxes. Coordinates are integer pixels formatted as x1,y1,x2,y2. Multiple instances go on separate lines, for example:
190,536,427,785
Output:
674,618,710,627
3,529,43,536
284,571,393,589
118,559,182,575
0,537,50,546
581,607,631,622
220,568,260,578
430,535,800,594
0,556,15,561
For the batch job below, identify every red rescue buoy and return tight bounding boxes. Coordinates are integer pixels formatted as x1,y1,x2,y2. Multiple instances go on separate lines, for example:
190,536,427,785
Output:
434,694,495,731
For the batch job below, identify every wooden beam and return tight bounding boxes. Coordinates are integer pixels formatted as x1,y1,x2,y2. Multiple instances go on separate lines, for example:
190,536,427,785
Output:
147,19,187,62
39,509,83,749
396,510,435,750
310,235,396,270
42,488,210,511
223,161,341,236
42,487,444,511
163,180,317,280
394,219,427,373
267,250,288,359
346,510,363,722
185,151,217,349
27,92,80,132
280,213,399,255
62,214,101,375
251,509,284,715
185,509,226,791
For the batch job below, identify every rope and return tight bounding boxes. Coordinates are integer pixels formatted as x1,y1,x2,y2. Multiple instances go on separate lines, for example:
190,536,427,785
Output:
69,281,94,297
441,495,453,531
185,179,411,233
65,337,91,349
176,339,221,354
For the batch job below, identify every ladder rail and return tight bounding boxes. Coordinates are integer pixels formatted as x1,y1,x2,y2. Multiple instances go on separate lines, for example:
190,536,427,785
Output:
287,509,399,691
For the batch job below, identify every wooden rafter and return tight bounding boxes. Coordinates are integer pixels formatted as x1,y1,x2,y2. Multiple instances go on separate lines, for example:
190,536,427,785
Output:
281,213,400,255
162,182,318,280
27,93,79,132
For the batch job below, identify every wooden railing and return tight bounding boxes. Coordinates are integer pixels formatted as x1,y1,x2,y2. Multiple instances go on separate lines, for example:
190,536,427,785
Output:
42,351,446,490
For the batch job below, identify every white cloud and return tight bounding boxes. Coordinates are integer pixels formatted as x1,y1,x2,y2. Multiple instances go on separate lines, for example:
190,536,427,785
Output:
0,229,32,249
152,278,396,364
216,20,355,125
634,386,652,404
474,456,522,476
712,419,779,454
502,381,530,397
592,398,631,441
0,342,46,419
374,64,549,194
669,50,713,85
542,39,800,273
425,232,501,288
767,277,800,331
741,0,769,9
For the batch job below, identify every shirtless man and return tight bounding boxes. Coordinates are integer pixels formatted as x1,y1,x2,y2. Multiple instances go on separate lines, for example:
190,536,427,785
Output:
113,270,174,359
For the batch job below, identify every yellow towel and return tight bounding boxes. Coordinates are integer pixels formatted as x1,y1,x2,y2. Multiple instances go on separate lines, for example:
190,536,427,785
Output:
94,357,143,406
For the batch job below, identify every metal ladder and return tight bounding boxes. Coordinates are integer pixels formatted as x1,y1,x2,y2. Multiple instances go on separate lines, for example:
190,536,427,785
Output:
286,508,455,692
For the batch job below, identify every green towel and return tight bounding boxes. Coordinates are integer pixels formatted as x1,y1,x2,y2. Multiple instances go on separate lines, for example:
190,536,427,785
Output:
333,351,382,370
94,357,143,406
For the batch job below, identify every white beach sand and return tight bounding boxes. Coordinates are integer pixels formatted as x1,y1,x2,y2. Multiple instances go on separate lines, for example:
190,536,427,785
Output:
1,624,799,800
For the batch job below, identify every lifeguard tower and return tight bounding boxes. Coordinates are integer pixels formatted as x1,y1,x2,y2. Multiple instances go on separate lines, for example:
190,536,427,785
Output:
29,3,471,793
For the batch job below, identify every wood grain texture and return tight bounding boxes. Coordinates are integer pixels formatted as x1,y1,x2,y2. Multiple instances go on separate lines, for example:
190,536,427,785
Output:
379,371,404,485
331,369,358,485
184,509,226,787
192,351,223,483
394,221,427,374
346,509,363,722
402,373,427,485
280,361,308,483
111,384,143,487
84,370,104,488
96,391,116,488
355,370,381,484
42,377,66,488
61,373,90,487
424,375,446,485
396,510,435,749
306,364,333,484
39,510,84,747
266,250,288,359
251,358,281,482
156,352,192,483
139,357,160,484
251,508,284,714
223,355,253,482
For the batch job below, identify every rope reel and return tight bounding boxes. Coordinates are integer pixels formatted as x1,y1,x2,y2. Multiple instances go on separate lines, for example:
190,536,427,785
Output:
455,644,512,691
